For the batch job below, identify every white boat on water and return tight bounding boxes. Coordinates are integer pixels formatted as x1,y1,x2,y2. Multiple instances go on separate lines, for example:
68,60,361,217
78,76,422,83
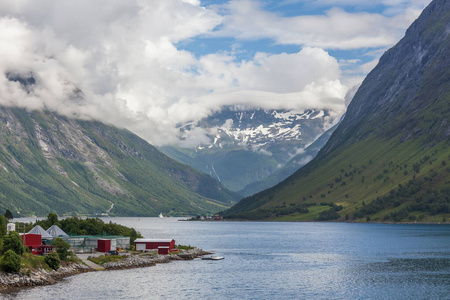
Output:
159,213,163,218
202,256,224,260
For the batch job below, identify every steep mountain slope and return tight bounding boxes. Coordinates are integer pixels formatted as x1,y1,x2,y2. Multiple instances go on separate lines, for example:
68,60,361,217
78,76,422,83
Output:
161,106,338,193
0,107,239,217
223,0,450,222
238,123,337,197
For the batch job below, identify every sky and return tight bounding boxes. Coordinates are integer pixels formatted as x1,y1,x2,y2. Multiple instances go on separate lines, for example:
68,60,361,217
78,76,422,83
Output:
0,0,432,146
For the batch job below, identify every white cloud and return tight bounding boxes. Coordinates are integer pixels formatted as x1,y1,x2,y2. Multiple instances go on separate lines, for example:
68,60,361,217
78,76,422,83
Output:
256,148,273,156
0,0,430,146
294,155,314,166
212,0,425,49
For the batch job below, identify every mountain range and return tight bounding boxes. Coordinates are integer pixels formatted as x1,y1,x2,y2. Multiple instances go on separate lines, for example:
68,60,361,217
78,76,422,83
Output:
161,106,338,195
223,0,450,222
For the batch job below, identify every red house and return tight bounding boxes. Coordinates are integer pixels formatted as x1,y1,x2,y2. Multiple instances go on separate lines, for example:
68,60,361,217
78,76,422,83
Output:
213,214,223,221
21,233,42,255
20,234,55,255
134,239,175,251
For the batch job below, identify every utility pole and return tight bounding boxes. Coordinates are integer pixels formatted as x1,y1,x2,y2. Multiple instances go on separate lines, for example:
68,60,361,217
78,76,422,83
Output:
23,223,26,247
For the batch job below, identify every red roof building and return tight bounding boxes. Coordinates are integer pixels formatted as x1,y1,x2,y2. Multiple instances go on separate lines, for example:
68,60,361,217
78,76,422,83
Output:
134,239,175,251
20,233,55,255
21,233,42,255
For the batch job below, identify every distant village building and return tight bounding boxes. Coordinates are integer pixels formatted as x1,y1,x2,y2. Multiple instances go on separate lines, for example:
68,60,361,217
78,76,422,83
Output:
28,225,53,240
46,225,69,238
20,233,55,255
213,214,223,221
65,235,130,253
6,223,15,233
24,225,130,255
134,239,175,251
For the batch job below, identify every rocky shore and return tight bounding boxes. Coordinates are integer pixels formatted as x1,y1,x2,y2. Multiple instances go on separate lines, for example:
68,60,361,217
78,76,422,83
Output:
0,248,208,292
0,263,91,291
103,248,209,270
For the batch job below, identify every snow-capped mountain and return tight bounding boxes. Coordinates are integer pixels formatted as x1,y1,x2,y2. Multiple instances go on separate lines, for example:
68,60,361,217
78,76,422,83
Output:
161,106,338,194
198,107,331,153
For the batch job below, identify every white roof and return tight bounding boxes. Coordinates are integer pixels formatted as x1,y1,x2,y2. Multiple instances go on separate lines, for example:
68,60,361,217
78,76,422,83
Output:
46,225,69,238
28,225,53,239
134,238,174,243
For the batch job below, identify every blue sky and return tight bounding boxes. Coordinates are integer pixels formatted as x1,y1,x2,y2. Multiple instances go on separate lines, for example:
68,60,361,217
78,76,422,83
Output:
0,0,432,146
178,0,430,81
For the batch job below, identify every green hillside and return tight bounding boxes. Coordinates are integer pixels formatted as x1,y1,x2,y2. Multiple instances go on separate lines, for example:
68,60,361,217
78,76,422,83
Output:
225,137,449,222
223,0,450,222
0,107,239,217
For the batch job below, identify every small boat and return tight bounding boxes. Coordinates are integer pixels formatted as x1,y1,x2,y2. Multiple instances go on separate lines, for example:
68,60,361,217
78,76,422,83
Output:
202,256,224,260
159,213,163,218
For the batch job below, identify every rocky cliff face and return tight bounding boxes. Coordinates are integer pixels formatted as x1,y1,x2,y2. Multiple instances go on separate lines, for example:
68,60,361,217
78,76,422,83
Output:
322,0,450,154
0,107,239,217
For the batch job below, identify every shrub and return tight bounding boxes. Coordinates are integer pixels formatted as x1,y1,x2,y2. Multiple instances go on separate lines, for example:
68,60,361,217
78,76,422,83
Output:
318,208,340,221
0,250,22,273
44,252,60,270
51,238,71,261
2,231,25,255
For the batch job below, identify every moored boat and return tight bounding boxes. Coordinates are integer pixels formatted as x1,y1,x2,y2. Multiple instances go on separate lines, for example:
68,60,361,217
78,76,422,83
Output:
201,256,224,260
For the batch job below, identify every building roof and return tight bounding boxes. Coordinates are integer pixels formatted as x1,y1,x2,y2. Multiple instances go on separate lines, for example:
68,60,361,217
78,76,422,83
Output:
134,238,174,243
27,225,53,239
46,224,69,238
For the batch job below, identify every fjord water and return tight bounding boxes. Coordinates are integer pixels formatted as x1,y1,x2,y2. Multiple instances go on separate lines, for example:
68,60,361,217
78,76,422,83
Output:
7,218,450,299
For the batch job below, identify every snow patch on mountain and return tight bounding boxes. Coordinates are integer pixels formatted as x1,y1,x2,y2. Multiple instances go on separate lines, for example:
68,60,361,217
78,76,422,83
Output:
192,108,332,151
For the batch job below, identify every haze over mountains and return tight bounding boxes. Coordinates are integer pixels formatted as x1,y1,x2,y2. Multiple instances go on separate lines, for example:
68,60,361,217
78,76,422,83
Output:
224,0,450,222
161,106,339,195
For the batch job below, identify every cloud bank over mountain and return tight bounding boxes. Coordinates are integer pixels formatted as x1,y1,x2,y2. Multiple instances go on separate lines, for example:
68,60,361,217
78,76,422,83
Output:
0,0,430,146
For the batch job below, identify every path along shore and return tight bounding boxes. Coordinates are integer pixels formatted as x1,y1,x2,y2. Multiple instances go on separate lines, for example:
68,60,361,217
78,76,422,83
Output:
0,248,208,292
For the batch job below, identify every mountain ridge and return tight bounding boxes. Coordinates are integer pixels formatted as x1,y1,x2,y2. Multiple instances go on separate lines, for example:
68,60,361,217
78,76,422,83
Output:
0,106,239,217
223,0,450,222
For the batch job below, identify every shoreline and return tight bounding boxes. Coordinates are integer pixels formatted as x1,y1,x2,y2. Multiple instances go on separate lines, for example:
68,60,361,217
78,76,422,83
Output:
0,263,91,293
0,248,208,293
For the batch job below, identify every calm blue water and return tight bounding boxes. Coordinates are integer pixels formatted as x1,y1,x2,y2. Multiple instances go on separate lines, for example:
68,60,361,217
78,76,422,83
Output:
5,218,450,299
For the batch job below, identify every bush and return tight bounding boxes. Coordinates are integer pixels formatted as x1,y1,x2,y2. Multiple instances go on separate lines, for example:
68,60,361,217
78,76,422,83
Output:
0,250,22,273
44,252,60,270
318,208,340,221
51,238,71,261
2,231,25,255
